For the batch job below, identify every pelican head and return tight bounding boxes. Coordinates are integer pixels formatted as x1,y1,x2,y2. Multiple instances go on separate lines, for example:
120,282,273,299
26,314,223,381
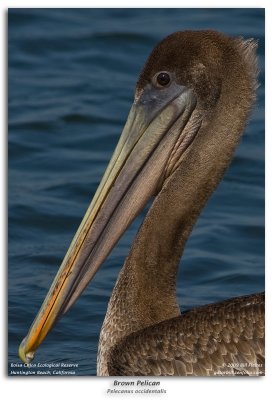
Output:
19,30,257,363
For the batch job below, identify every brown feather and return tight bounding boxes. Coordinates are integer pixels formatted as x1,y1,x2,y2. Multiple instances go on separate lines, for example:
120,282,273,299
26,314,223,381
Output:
108,293,264,376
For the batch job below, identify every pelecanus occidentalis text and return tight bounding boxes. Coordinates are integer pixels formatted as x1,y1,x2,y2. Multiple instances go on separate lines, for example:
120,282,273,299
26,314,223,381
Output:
19,30,264,376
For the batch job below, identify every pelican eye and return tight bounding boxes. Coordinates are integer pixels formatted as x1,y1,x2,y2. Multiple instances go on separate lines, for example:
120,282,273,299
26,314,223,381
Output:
154,71,171,88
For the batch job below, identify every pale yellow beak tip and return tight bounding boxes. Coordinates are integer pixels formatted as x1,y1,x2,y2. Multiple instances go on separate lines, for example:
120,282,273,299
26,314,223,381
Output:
18,337,35,364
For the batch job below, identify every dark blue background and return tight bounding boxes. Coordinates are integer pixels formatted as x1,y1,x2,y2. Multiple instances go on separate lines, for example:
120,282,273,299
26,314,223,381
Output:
8,8,264,376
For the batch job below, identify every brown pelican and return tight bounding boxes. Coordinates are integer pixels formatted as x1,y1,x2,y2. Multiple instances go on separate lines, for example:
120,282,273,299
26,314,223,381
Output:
19,30,264,376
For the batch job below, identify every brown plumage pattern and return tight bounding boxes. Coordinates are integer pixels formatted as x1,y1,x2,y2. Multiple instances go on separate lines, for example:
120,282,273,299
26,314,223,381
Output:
108,293,265,376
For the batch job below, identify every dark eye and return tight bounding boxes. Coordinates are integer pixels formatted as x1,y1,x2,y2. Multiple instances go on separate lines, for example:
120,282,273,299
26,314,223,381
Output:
155,71,171,87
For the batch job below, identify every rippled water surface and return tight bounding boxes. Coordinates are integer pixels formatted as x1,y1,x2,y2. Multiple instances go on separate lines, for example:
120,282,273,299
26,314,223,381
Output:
8,8,264,376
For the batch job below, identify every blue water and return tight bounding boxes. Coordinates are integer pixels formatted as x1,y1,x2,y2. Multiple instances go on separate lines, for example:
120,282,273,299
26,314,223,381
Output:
8,9,264,376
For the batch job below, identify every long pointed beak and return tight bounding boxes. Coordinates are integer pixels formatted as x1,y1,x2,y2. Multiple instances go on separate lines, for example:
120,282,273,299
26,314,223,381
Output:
19,84,197,363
